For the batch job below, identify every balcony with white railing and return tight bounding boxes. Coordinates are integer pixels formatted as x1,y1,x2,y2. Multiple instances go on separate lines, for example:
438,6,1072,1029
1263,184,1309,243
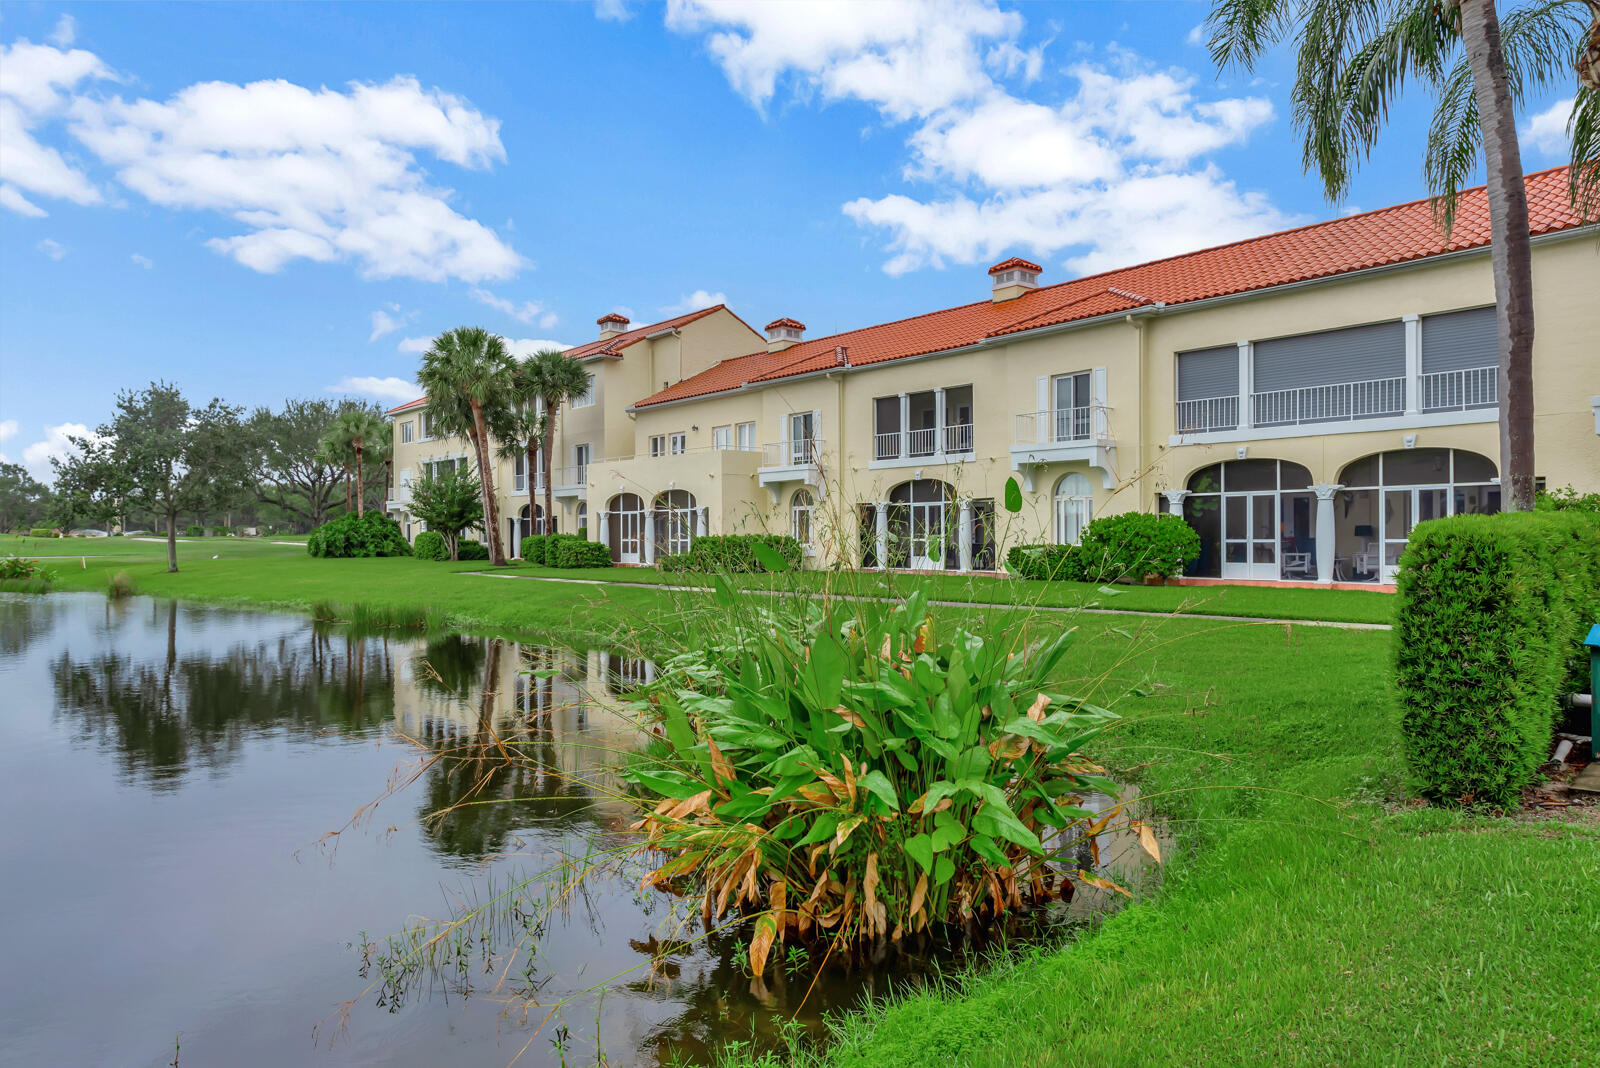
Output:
1420,365,1496,412
551,465,589,497
1014,406,1094,446
1251,376,1405,428
1175,396,1239,435
760,438,822,469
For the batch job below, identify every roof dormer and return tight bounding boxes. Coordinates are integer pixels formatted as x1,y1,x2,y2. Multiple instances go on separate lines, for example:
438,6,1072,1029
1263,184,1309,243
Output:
765,317,806,352
597,312,631,339
988,257,1042,302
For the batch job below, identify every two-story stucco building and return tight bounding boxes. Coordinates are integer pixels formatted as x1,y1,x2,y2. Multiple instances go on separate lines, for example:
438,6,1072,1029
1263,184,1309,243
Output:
388,166,1599,585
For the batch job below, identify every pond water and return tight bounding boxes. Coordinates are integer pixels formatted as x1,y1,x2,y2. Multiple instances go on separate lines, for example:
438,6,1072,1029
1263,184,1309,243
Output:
0,594,1154,1068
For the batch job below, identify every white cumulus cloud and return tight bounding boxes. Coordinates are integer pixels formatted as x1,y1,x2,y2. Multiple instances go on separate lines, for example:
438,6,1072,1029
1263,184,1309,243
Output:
661,289,729,315
22,421,92,480
0,36,525,284
131,252,153,268
37,237,66,259
0,38,110,216
0,419,18,444
668,0,1288,277
506,337,575,357
396,335,433,354
1522,97,1572,158
369,304,418,341
470,287,555,327
327,375,418,403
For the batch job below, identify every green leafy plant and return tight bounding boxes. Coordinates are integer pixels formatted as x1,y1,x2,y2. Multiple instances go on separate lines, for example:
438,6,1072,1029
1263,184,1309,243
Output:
1066,513,1199,582
307,512,412,559
1537,485,1600,514
548,534,608,568
27,527,58,538
521,532,548,566
406,469,483,560
185,525,204,537
413,531,450,561
1005,543,1073,581
623,587,1135,975
1395,511,1600,806
656,534,802,573
455,539,490,561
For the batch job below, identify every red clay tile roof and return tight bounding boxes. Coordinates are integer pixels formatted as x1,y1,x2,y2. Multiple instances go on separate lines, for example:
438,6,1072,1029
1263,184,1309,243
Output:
765,317,806,331
597,312,631,325
385,397,427,416
989,256,1043,275
634,166,1589,409
388,305,761,413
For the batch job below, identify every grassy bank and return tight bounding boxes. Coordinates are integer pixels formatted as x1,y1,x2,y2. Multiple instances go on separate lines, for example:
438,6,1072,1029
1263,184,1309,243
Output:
732,618,1599,1067
7,534,1588,1067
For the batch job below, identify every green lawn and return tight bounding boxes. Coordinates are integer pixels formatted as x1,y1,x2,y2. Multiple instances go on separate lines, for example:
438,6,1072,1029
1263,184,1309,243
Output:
6,534,1589,1067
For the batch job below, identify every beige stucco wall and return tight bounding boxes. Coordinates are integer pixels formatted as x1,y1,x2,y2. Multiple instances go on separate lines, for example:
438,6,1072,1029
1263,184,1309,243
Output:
389,230,1597,566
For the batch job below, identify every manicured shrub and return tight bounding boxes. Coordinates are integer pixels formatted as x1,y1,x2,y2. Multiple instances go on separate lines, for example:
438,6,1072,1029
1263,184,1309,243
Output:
456,539,490,561
413,531,449,561
1004,543,1073,581
657,534,803,573
185,525,204,537
306,512,412,558
1538,485,1600,514
208,525,227,536
550,535,609,568
1395,511,1600,806
1067,512,1199,582
27,528,57,538
521,533,548,567
624,589,1124,975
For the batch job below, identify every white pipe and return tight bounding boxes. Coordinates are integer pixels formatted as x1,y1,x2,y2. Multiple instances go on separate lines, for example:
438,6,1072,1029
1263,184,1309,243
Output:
1553,739,1574,764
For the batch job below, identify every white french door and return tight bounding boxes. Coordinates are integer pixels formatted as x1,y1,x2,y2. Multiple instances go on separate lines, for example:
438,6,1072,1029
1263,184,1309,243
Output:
788,411,815,464
1221,492,1278,580
908,501,945,570
616,509,643,564
1381,487,1448,581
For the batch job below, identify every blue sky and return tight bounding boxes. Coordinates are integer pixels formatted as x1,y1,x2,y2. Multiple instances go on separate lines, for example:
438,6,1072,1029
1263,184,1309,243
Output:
0,1,1579,479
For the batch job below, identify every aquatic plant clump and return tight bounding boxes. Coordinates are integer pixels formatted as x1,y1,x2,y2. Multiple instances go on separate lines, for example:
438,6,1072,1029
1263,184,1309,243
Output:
622,589,1133,974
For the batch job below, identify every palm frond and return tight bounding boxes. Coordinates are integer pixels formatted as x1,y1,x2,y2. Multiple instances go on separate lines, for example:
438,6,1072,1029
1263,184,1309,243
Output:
1568,87,1600,218
1207,0,1298,71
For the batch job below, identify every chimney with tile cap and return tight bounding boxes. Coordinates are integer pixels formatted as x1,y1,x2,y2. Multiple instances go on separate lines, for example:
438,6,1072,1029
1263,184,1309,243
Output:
989,257,1042,302
597,312,630,339
765,317,806,352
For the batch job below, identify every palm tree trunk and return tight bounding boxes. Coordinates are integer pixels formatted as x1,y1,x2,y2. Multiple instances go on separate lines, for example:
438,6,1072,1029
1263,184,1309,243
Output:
1459,0,1536,511
527,441,539,542
541,406,556,539
469,402,506,564
355,443,365,518
345,468,352,513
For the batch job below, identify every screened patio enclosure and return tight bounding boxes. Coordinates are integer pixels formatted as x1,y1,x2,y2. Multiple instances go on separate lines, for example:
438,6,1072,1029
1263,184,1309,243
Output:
857,480,995,571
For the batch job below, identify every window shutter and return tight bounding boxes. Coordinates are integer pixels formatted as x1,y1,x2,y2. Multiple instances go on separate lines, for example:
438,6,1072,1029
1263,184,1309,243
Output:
1252,321,1404,392
1421,306,1497,374
1036,375,1048,414
1176,346,1239,401
1091,367,1108,438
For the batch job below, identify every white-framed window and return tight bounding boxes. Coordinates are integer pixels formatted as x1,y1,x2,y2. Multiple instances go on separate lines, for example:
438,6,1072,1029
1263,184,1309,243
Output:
576,502,588,534
736,421,756,450
712,425,733,450
791,488,815,546
513,452,527,493
649,434,667,457
573,442,591,481
400,420,414,444
1053,472,1093,545
571,377,596,408
425,457,468,482
669,432,687,455
419,412,435,440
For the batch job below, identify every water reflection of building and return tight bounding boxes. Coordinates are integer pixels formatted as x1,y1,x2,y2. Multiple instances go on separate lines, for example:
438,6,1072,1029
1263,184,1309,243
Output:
390,637,655,829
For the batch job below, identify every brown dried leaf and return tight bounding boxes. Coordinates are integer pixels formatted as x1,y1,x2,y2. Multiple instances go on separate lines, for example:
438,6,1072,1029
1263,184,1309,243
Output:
1025,692,1051,722
1077,870,1132,898
707,738,736,787
862,852,880,936
749,913,778,977
1131,818,1162,863
909,871,928,921
835,706,867,729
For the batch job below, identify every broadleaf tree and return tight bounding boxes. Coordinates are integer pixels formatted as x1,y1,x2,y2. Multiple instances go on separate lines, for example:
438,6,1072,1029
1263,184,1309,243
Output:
54,382,249,572
0,462,52,532
406,468,483,560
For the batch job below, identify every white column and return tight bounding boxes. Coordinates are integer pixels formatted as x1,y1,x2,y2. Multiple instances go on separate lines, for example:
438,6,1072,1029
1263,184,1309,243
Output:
1403,314,1421,415
958,497,974,571
934,386,946,457
1237,341,1254,432
643,510,656,565
1162,489,1189,516
898,393,910,458
1312,484,1341,584
875,502,889,569
695,506,707,537
597,511,609,550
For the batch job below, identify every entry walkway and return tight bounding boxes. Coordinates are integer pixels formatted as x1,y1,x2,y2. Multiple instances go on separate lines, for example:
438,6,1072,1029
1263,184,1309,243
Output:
461,570,1393,631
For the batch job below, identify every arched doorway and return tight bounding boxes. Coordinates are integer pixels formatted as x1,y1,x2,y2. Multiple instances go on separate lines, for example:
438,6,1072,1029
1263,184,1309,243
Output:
1182,459,1314,580
1336,448,1497,581
652,490,697,558
889,479,954,570
605,493,645,564
791,488,815,548
1053,472,1092,546
511,503,546,558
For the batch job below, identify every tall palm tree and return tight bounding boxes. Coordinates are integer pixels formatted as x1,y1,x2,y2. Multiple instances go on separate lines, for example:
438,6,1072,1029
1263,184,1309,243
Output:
492,400,549,549
323,409,389,517
417,327,516,564
1207,0,1598,511
507,349,592,541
